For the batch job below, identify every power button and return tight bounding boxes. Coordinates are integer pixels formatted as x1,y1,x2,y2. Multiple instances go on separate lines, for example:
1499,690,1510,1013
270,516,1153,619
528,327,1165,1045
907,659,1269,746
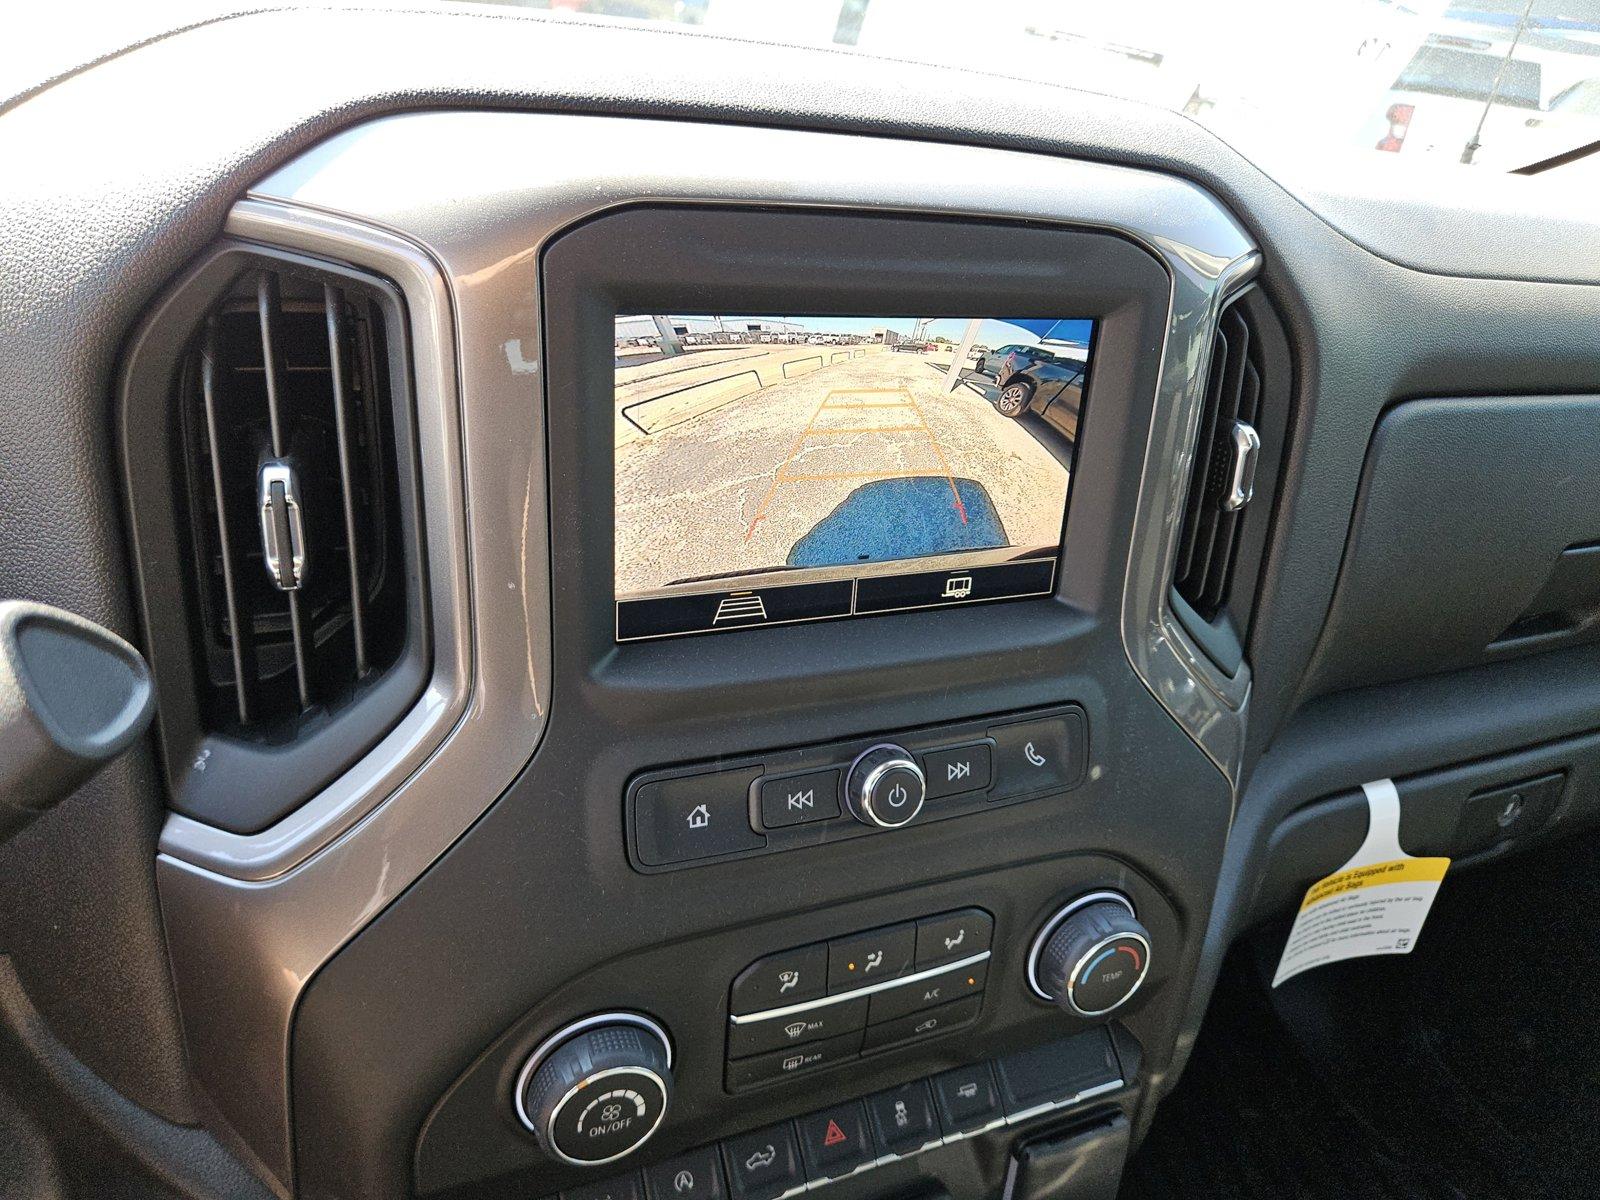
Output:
845,744,926,829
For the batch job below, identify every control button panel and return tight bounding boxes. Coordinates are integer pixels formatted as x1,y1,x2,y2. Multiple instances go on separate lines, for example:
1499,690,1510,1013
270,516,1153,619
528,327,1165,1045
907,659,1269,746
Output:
725,908,993,1091
548,1030,1124,1200
626,705,1087,872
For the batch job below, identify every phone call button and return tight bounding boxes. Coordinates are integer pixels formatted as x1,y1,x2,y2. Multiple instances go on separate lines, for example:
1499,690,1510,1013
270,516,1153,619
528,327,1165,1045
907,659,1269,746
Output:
987,715,1081,799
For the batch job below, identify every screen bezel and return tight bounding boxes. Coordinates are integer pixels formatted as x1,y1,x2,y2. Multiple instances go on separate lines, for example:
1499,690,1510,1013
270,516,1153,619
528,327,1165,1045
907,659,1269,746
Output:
610,311,1099,641
540,205,1171,674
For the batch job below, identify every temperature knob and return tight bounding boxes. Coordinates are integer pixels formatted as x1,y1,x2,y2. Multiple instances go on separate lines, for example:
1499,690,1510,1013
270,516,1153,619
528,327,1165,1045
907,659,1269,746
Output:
516,1016,674,1167
1028,894,1152,1018
845,743,926,828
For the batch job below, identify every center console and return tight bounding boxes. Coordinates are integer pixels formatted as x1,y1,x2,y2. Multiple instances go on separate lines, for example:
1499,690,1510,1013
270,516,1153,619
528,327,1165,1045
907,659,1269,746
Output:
145,114,1260,1200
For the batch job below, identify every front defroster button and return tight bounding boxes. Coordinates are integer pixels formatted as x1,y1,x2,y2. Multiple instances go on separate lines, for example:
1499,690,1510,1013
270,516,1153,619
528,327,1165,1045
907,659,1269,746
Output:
731,944,827,1015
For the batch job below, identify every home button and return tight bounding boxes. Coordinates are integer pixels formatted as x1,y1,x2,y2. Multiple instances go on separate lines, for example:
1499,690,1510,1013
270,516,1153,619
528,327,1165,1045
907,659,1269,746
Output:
634,769,765,866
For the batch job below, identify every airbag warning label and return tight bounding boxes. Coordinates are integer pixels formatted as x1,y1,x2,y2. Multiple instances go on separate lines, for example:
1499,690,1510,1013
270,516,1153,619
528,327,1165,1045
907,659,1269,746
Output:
1272,779,1450,987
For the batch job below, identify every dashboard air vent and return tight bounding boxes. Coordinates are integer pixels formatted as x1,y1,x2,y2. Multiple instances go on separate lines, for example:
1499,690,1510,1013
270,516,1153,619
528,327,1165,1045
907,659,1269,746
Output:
122,246,428,834
182,271,398,728
1169,285,1290,674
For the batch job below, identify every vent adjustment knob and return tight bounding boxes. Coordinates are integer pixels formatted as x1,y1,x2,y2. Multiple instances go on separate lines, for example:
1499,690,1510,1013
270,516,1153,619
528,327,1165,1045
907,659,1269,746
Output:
517,1018,673,1167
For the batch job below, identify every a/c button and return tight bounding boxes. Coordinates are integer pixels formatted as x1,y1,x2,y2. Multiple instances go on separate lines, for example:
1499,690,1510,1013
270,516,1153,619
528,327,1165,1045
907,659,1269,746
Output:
634,769,765,866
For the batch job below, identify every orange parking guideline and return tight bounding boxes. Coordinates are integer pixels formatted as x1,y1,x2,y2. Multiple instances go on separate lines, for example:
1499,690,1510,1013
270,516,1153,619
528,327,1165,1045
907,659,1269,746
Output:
744,386,968,542
902,390,968,525
743,391,833,541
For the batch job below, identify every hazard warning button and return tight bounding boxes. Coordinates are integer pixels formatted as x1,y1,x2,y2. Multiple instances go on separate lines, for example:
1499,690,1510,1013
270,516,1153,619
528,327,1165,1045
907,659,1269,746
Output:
796,1102,874,1181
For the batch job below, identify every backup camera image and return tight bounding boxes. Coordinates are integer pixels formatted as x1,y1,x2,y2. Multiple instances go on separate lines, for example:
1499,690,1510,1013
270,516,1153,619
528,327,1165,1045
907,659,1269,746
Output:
614,314,1093,640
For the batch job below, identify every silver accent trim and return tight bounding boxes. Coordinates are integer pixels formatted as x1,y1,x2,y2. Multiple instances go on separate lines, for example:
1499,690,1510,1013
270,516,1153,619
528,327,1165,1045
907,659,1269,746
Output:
1001,1077,1124,1127
1064,930,1152,1018
257,462,306,590
512,1014,672,1167
939,1116,1009,1145
151,112,1255,1189
1026,891,1135,1001
156,197,547,1188
847,743,926,828
1120,239,1262,782
541,1065,670,1168
729,951,991,1024
1223,420,1261,512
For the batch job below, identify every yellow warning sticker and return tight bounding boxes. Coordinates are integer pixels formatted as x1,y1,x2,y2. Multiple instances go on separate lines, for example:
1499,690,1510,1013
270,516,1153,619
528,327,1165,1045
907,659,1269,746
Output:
1273,779,1451,987
1299,856,1452,910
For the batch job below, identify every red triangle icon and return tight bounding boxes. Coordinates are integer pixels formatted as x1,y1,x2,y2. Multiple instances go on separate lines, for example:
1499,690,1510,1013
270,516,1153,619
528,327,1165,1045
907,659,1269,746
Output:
822,1119,848,1147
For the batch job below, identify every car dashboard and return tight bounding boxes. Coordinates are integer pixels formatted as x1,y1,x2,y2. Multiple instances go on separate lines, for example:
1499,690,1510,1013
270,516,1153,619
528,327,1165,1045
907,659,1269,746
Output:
2,9,1599,1200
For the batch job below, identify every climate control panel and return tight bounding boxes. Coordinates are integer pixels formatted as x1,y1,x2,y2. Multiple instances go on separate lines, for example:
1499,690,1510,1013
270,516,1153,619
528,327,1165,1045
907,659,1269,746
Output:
725,908,994,1091
626,705,1087,872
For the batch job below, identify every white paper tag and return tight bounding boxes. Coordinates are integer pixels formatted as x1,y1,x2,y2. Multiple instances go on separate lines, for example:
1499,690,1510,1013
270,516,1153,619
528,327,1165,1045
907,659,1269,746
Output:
1272,778,1451,988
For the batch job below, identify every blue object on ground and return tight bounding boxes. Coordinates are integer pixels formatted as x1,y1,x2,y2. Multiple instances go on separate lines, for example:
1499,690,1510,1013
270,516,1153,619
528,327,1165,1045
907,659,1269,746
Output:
787,476,1009,567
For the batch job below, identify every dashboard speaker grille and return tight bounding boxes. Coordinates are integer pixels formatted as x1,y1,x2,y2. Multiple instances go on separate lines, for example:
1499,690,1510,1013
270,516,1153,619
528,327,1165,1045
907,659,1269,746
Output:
123,246,429,834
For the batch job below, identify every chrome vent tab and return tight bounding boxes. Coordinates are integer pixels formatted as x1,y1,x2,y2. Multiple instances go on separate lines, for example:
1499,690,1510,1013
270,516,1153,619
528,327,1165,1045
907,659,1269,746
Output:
258,461,307,591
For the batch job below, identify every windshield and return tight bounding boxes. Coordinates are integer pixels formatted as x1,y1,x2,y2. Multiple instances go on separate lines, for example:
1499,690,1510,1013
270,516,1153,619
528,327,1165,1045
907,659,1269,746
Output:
462,0,1600,175
11,0,1600,179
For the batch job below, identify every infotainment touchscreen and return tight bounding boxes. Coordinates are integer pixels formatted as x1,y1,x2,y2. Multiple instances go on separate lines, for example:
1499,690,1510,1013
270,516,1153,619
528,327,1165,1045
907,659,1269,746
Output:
613,314,1093,642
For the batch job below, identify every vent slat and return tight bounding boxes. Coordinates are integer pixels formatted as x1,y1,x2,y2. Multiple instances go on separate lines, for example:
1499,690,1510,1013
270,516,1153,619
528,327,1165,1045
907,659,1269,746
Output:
256,272,290,457
199,316,253,726
256,270,312,710
324,284,370,677
1173,295,1269,625
1175,329,1230,585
